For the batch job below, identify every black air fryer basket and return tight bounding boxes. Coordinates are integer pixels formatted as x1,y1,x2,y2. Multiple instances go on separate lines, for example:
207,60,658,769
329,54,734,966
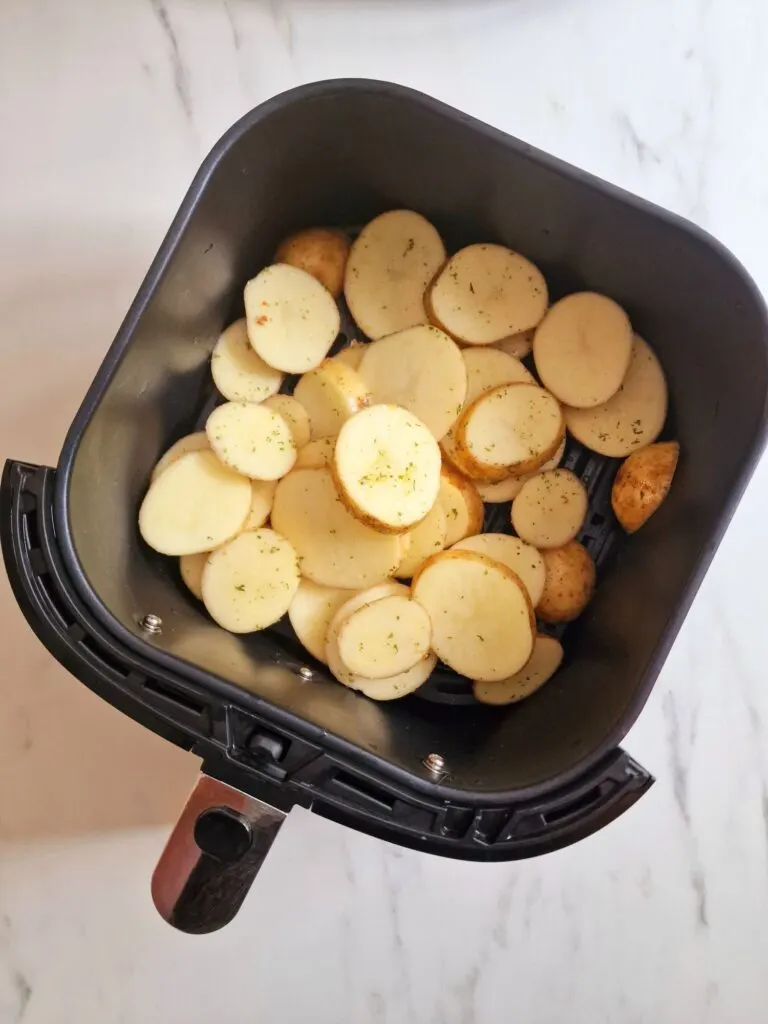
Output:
4,81,768,933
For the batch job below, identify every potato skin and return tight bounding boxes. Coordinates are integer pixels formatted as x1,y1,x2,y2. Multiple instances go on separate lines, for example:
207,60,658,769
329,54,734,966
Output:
537,540,596,623
275,228,350,297
611,441,679,534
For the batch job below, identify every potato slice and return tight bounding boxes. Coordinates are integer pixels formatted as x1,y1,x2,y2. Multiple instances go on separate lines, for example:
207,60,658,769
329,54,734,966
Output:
139,450,251,555
293,359,371,439
180,551,209,600
357,325,466,441
511,469,588,549
271,468,401,588
611,441,679,533
274,227,350,298
263,394,311,449
295,437,335,469
412,550,535,681
394,502,448,579
344,210,446,340
564,335,668,456
206,401,296,480
473,635,564,705
476,437,566,503
211,318,284,403
333,404,441,533
288,579,356,665
201,528,300,633
533,292,632,408
243,479,277,530
428,244,548,345
537,541,596,623
151,431,210,482
455,383,564,480
244,263,341,373
451,533,546,607
438,464,485,547
337,593,432,679
333,341,366,370
495,329,534,360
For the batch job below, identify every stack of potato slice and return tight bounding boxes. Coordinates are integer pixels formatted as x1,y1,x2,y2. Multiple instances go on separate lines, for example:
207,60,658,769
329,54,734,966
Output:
139,209,679,707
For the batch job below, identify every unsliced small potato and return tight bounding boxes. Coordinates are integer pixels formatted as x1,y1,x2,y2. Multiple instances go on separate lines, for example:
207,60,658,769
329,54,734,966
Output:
476,437,566,503
333,404,442,533
537,540,596,623
611,441,679,533
295,437,335,469
244,263,341,373
263,394,311,449
293,359,371,440
394,501,448,579
206,401,296,480
428,244,548,345
533,292,632,408
337,593,432,679
495,329,534,361
333,341,366,370
201,528,300,633
412,550,535,681
180,551,209,600
473,635,564,705
511,469,588,549
438,464,485,547
451,533,546,607
139,451,251,555
151,432,210,482
344,210,446,340
274,227,350,298
288,579,356,665
243,479,277,530
357,325,467,441
211,318,284,403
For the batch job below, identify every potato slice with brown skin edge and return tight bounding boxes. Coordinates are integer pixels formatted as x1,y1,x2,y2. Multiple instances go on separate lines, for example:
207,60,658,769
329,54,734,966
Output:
295,437,335,469
537,541,596,623
473,635,564,704
263,394,311,449
438,464,485,547
211,318,284,404
326,583,406,681
451,533,546,607
511,469,588,549
611,441,679,533
274,228,350,298
180,551,209,600
337,593,432,679
151,431,210,482
293,360,371,440
288,580,356,665
394,502,448,579
206,402,296,480
494,329,534,360
476,437,566,503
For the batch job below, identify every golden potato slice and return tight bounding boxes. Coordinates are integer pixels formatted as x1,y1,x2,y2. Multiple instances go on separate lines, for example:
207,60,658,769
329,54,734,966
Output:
151,431,210,482
295,437,335,469
344,210,446,340
428,244,548,345
262,394,311,449
357,325,466,441
201,528,300,633
274,227,350,297
293,359,371,439
451,533,546,607
337,593,432,679
139,451,251,556
180,551,209,600
333,341,366,370
211,318,284,404
533,292,632,408
537,541,596,623
476,437,566,503
244,263,341,373
242,479,277,531
473,635,564,705
288,579,356,665
206,401,296,480
333,404,442,533
611,441,679,533
564,335,668,456
438,464,485,547
394,502,448,579
511,469,588,549
271,468,401,589
495,329,534,360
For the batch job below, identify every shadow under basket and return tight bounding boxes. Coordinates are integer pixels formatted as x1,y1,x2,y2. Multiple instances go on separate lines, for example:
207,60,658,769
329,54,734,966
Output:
3,80,768,933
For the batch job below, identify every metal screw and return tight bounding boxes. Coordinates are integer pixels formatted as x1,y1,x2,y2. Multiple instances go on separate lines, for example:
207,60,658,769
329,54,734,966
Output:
423,752,447,775
139,613,163,635
299,666,313,680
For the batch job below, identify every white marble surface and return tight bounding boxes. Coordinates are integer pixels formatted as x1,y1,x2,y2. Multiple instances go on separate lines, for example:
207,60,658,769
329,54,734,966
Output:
3,0,768,1021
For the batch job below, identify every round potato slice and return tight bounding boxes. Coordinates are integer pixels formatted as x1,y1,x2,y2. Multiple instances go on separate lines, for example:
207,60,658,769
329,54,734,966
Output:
263,394,311,449
274,227,350,298
333,341,366,370
511,469,588,549
357,325,466,441
456,383,564,479
295,437,335,469
344,210,446,340
288,579,356,665
495,329,534,360
211,318,284,403
476,437,566,503
244,263,341,373
201,528,300,633
394,502,448,579
438,464,485,547
139,450,251,556
428,244,548,345
564,335,668,456
333,404,441,533
151,431,210,482
293,359,371,440
337,593,432,679
412,550,535,682
473,635,564,705
611,440,679,534
206,401,296,480
537,541,596,623
180,551,209,600
451,533,546,607
533,292,632,408
271,468,401,589
242,478,277,531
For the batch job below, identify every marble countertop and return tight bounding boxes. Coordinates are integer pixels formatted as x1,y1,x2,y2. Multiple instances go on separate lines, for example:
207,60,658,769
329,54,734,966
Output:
3,1,768,1021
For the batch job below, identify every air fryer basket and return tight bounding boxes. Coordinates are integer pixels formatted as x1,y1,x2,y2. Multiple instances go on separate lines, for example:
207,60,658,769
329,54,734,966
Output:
4,81,767,931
